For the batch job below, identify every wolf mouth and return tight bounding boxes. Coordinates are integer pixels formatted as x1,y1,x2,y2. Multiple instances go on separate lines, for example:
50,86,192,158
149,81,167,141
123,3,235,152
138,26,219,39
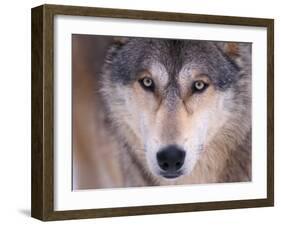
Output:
160,171,183,179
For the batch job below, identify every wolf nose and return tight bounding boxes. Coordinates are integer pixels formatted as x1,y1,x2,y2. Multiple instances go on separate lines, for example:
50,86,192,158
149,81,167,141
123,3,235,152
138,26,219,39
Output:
157,145,186,173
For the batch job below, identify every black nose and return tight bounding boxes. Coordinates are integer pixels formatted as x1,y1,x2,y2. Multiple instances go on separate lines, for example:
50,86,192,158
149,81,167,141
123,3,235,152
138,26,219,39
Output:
157,145,186,174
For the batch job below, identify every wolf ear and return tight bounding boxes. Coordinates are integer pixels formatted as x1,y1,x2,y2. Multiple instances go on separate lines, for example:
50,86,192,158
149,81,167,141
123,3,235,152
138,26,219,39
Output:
222,42,240,58
219,42,251,70
104,37,130,65
112,37,130,46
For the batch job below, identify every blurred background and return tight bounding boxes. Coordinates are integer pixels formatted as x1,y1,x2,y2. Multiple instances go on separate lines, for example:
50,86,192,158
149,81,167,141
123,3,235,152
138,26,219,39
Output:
72,34,123,190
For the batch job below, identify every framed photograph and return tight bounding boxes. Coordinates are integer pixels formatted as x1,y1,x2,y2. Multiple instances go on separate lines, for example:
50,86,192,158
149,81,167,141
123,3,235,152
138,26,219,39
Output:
31,4,274,221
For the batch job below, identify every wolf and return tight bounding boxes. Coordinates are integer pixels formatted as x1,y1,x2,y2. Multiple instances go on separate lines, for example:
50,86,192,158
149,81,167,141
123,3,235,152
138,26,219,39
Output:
100,37,251,187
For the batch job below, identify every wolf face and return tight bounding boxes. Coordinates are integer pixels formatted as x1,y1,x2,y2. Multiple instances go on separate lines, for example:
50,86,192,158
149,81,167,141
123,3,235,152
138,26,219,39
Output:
101,38,251,183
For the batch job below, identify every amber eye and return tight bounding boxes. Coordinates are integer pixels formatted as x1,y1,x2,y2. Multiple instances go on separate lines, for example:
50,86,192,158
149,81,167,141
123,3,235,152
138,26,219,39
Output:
192,80,208,93
139,77,155,92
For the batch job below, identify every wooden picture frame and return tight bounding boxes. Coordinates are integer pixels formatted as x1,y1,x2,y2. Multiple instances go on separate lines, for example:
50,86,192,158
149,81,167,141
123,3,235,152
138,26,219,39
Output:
31,4,274,221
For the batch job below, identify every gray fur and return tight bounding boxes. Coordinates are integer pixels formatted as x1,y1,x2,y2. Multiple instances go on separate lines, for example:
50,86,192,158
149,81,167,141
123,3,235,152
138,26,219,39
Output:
100,37,252,187
107,38,243,90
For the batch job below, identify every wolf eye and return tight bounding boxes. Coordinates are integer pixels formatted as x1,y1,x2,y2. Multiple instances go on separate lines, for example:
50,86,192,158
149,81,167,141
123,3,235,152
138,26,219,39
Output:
139,77,155,92
192,80,208,93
